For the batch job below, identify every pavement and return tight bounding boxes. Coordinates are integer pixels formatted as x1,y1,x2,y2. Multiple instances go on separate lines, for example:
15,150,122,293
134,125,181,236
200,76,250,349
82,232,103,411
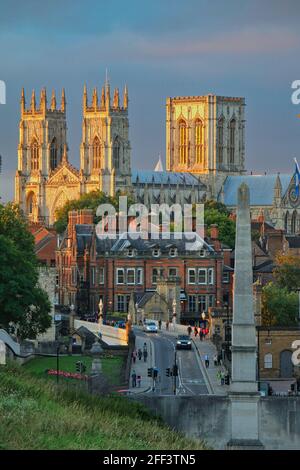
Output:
128,333,155,394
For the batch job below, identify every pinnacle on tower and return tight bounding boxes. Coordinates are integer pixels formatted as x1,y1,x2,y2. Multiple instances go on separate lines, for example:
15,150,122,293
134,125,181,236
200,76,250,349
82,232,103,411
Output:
21,88,25,114
113,88,119,108
40,88,47,112
105,79,110,110
30,89,36,112
83,83,88,111
92,87,98,110
61,88,66,112
51,90,56,111
62,143,68,163
101,86,105,108
123,84,128,109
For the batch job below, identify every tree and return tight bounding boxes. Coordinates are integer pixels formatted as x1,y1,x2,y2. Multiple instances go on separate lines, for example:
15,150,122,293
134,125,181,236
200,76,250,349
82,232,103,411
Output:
0,204,51,339
261,282,298,327
273,254,300,292
204,205,236,249
54,189,135,233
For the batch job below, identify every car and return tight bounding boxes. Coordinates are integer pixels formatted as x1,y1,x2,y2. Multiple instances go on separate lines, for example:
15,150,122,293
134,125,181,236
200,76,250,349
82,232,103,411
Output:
143,321,158,333
176,335,192,350
114,321,126,329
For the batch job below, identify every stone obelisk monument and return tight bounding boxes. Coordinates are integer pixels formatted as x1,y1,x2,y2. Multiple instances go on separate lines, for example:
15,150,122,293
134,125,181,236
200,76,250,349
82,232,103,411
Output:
227,183,263,449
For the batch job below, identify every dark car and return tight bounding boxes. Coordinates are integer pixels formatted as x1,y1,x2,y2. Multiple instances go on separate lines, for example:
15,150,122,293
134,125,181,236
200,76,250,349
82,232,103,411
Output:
176,335,192,350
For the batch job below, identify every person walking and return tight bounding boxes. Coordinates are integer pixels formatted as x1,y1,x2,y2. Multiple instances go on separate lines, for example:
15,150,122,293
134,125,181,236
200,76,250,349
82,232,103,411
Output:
204,354,209,368
143,344,148,363
166,320,169,331
217,370,222,385
137,375,141,388
137,348,142,361
194,326,198,338
132,349,137,364
158,319,162,330
214,354,218,367
187,325,192,337
131,370,137,388
220,370,225,385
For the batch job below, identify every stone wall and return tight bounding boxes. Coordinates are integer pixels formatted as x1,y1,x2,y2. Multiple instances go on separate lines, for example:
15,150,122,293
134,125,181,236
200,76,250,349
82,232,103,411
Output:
133,395,300,450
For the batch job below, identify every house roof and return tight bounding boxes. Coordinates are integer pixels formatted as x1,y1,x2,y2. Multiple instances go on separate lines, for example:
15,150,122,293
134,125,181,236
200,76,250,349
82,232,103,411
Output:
220,174,292,206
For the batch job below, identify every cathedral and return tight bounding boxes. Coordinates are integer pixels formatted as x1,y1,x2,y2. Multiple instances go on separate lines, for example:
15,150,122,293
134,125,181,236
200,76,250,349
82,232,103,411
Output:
15,81,300,233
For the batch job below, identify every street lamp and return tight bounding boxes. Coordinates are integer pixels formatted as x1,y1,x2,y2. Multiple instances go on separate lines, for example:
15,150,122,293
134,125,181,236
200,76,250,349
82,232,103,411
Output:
172,298,177,330
98,298,103,325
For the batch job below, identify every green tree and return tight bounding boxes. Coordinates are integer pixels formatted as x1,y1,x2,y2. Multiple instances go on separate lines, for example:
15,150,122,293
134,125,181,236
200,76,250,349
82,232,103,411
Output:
273,254,300,292
204,206,236,249
54,190,135,233
261,282,298,327
0,204,51,339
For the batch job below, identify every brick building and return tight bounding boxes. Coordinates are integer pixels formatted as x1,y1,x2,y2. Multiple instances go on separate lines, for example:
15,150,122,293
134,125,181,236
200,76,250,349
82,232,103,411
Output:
56,210,233,323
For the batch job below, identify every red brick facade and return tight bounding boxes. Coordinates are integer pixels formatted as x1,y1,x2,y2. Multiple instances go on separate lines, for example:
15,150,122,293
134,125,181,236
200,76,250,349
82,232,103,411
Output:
56,210,233,322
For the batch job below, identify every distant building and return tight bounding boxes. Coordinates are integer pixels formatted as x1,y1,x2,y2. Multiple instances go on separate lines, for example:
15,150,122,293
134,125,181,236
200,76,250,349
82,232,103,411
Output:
56,210,233,323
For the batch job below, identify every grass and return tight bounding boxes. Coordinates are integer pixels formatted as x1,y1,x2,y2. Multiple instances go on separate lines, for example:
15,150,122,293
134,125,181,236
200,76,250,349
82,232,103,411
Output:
24,354,124,386
0,364,207,450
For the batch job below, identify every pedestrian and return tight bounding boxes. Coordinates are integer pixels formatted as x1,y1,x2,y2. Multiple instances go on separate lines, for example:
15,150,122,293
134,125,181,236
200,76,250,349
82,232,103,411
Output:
131,370,137,388
198,326,201,338
143,348,148,363
214,354,218,367
158,319,162,330
137,375,141,388
200,330,203,341
194,326,198,337
187,325,192,337
217,370,222,385
221,370,225,385
132,349,137,364
166,320,169,331
204,354,209,368
138,348,142,360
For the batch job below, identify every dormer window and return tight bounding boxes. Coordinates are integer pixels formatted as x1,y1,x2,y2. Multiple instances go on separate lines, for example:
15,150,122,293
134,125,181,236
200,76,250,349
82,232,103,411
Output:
127,248,135,257
169,247,177,257
199,249,206,257
152,248,160,257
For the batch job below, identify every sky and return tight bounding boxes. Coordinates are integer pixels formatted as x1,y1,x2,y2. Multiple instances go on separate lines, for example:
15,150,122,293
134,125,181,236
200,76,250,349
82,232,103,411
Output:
0,0,300,201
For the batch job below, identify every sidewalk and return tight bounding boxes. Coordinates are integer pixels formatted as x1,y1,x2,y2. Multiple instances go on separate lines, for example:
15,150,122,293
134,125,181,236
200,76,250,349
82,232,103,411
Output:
191,337,230,396
128,334,154,394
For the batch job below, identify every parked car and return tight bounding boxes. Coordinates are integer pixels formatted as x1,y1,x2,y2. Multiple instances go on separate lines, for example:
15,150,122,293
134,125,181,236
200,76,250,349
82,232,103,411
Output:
143,321,158,333
176,335,192,350
114,320,126,329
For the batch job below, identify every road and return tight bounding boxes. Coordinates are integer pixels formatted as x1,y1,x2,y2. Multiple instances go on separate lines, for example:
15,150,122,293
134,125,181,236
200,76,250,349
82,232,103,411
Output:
134,328,208,396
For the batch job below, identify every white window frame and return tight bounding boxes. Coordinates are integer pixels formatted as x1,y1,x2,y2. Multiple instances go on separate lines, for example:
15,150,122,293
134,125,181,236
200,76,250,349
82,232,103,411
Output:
127,268,135,285
98,267,104,285
116,268,125,285
198,268,207,285
169,267,178,277
137,268,143,285
264,353,273,369
222,271,230,283
169,247,177,257
152,248,160,257
188,268,196,284
208,268,214,285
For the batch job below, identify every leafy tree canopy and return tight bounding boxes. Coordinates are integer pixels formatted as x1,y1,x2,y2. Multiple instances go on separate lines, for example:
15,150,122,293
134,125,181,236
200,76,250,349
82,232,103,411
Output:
0,203,51,339
204,202,235,249
273,254,300,292
261,282,298,327
54,190,135,233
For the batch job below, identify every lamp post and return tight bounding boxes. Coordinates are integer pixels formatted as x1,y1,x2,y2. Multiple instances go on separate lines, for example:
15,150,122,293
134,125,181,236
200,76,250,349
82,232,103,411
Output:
98,298,103,325
172,298,177,330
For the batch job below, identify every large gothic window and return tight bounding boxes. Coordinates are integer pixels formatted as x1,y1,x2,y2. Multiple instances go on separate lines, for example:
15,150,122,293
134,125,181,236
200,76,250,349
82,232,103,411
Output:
31,139,39,171
113,137,120,171
50,137,58,170
27,192,36,215
229,119,236,165
195,119,204,164
92,136,101,169
217,118,224,165
179,120,187,165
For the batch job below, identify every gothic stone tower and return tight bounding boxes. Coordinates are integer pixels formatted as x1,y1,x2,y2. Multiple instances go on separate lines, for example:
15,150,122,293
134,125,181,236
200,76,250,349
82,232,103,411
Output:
80,80,131,196
166,94,246,197
15,88,67,222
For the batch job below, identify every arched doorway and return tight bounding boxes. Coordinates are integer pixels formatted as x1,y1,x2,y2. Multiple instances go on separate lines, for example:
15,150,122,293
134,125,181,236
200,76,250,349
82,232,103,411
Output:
280,350,293,378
